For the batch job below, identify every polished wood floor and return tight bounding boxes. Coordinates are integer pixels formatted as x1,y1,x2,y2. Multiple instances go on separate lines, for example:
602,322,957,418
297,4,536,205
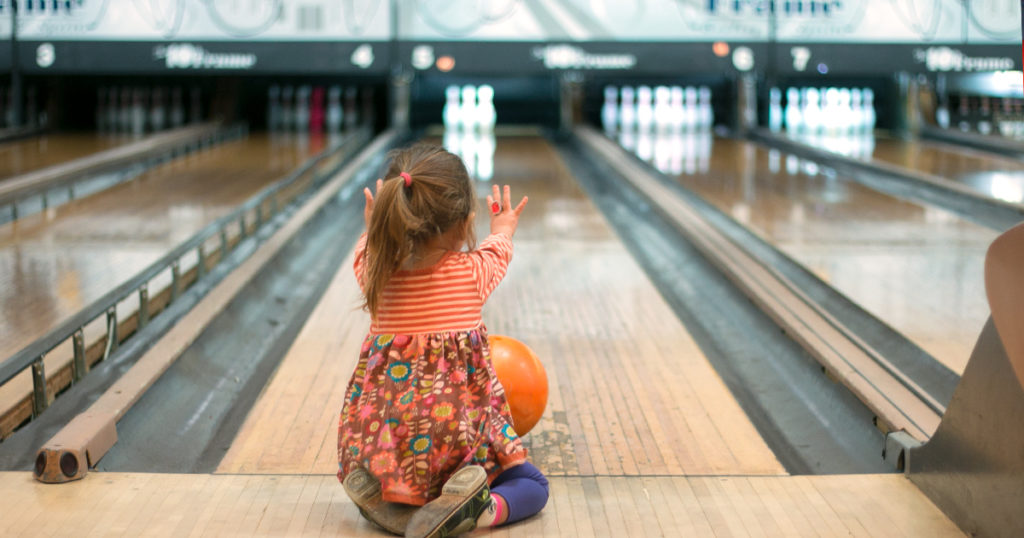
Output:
0,134,317,424
220,135,784,477
646,134,996,373
0,133,130,180
0,472,963,537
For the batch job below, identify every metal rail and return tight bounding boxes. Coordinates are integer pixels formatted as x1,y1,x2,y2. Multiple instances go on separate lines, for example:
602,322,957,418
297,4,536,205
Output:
0,127,372,426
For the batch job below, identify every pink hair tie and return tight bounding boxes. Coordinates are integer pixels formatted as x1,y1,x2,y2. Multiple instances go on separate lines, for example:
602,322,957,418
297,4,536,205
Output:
400,172,412,187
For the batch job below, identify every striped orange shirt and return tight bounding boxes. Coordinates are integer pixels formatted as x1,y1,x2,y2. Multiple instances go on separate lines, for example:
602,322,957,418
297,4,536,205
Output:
354,232,513,334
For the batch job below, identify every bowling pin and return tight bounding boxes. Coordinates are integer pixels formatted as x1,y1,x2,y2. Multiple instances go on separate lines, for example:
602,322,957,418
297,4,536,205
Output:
636,86,653,132
785,87,801,132
344,87,358,130
957,95,970,132
443,85,461,129
768,87,783,132
698,86,713,130
170,87,184,128
295,85,310,132
266,85,280,131
653,86,671,133
619,87,636,131
683,86,698,129
601,86,618,133
150,87,166,132
460,85,478,130
978,96,992,135
823,87,839,134
669,86,685,132
477,84,496,132
862,88,875,132
850,88,863,132
327,86,343,133
804,87,821,135
281,86,294,131
131,87,146,135
119,87,132,132
310,86,325,134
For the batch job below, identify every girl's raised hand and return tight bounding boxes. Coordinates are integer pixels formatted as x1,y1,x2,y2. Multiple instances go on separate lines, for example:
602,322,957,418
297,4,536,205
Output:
486,184,528,238
363,178,384,227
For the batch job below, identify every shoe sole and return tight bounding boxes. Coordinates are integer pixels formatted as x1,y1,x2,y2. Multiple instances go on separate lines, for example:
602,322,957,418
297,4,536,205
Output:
344,468,416,535
405,466,489,538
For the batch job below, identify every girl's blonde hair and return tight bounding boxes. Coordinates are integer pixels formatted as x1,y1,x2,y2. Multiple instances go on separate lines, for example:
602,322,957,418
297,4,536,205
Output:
362,144,475,316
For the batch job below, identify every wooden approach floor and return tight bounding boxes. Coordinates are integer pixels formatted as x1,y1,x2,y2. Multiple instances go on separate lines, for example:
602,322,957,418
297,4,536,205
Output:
0,135,962,536
0,472,962,537
661,135,996,373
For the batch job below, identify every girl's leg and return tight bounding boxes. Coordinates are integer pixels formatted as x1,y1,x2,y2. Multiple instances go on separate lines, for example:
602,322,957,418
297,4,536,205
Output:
479,461,549,526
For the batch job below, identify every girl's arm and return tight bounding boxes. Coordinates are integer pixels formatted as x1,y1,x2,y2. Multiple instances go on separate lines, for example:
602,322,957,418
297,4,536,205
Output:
469,232,513,300
471,184,528,300
353,232,368,292
354,179,382,292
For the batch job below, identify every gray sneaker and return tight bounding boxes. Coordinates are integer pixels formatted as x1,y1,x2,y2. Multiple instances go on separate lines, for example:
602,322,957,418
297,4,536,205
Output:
404,465,490,538
343,467,417,535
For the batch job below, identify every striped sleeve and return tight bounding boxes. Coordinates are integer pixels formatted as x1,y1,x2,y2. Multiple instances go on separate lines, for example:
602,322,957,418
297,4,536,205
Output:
353,232,368,292
467,232,513,301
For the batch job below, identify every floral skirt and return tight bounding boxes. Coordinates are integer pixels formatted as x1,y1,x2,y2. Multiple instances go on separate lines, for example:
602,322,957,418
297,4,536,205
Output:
337,327,528,505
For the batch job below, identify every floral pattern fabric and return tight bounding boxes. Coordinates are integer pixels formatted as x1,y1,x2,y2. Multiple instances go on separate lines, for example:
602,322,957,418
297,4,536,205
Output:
337,327,527,505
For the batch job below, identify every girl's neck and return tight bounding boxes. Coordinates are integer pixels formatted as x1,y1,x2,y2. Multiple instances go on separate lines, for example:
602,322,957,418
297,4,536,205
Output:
403,233,463,271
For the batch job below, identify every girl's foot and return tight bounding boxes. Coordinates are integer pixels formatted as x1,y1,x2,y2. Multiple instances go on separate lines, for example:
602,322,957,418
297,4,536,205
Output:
343,467,417,535
404,465,490,538
475,493,507,528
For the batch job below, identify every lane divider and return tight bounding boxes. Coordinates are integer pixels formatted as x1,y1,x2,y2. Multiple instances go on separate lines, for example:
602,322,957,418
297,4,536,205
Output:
576,125,942,446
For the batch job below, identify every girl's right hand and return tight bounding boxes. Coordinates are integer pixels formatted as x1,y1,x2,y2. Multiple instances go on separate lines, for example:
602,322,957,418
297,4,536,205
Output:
487,184,528,238
363,178,383,228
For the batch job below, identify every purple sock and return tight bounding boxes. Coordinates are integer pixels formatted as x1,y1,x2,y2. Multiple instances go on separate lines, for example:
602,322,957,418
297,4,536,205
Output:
490,461,549,525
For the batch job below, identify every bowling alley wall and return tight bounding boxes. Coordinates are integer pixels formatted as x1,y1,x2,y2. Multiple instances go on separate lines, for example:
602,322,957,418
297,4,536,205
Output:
0,0,1020,134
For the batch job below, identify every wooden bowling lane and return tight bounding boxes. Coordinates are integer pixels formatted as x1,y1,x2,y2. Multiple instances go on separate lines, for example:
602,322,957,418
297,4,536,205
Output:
869,134,1024,203
218,133,785,477
0,471,964,537
0,134,318,366
665,135,996,374
797,131,1024,204
0,133,131,180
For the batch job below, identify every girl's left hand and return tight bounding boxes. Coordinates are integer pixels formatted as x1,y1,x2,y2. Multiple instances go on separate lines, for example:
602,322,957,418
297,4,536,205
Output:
363,178,383,227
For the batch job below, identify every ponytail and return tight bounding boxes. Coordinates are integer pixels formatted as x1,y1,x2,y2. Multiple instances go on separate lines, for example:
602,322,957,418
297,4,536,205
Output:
361,144,475,317
364,175,417,316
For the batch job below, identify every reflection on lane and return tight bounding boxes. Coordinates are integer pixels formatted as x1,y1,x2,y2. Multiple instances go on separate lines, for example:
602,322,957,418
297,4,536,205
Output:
616,131,996,374
790,130,1024,204
0,133,132,180
0,133,320,364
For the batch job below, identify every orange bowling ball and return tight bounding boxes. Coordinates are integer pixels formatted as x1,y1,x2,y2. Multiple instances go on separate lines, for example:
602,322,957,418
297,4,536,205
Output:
488,335,548,436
